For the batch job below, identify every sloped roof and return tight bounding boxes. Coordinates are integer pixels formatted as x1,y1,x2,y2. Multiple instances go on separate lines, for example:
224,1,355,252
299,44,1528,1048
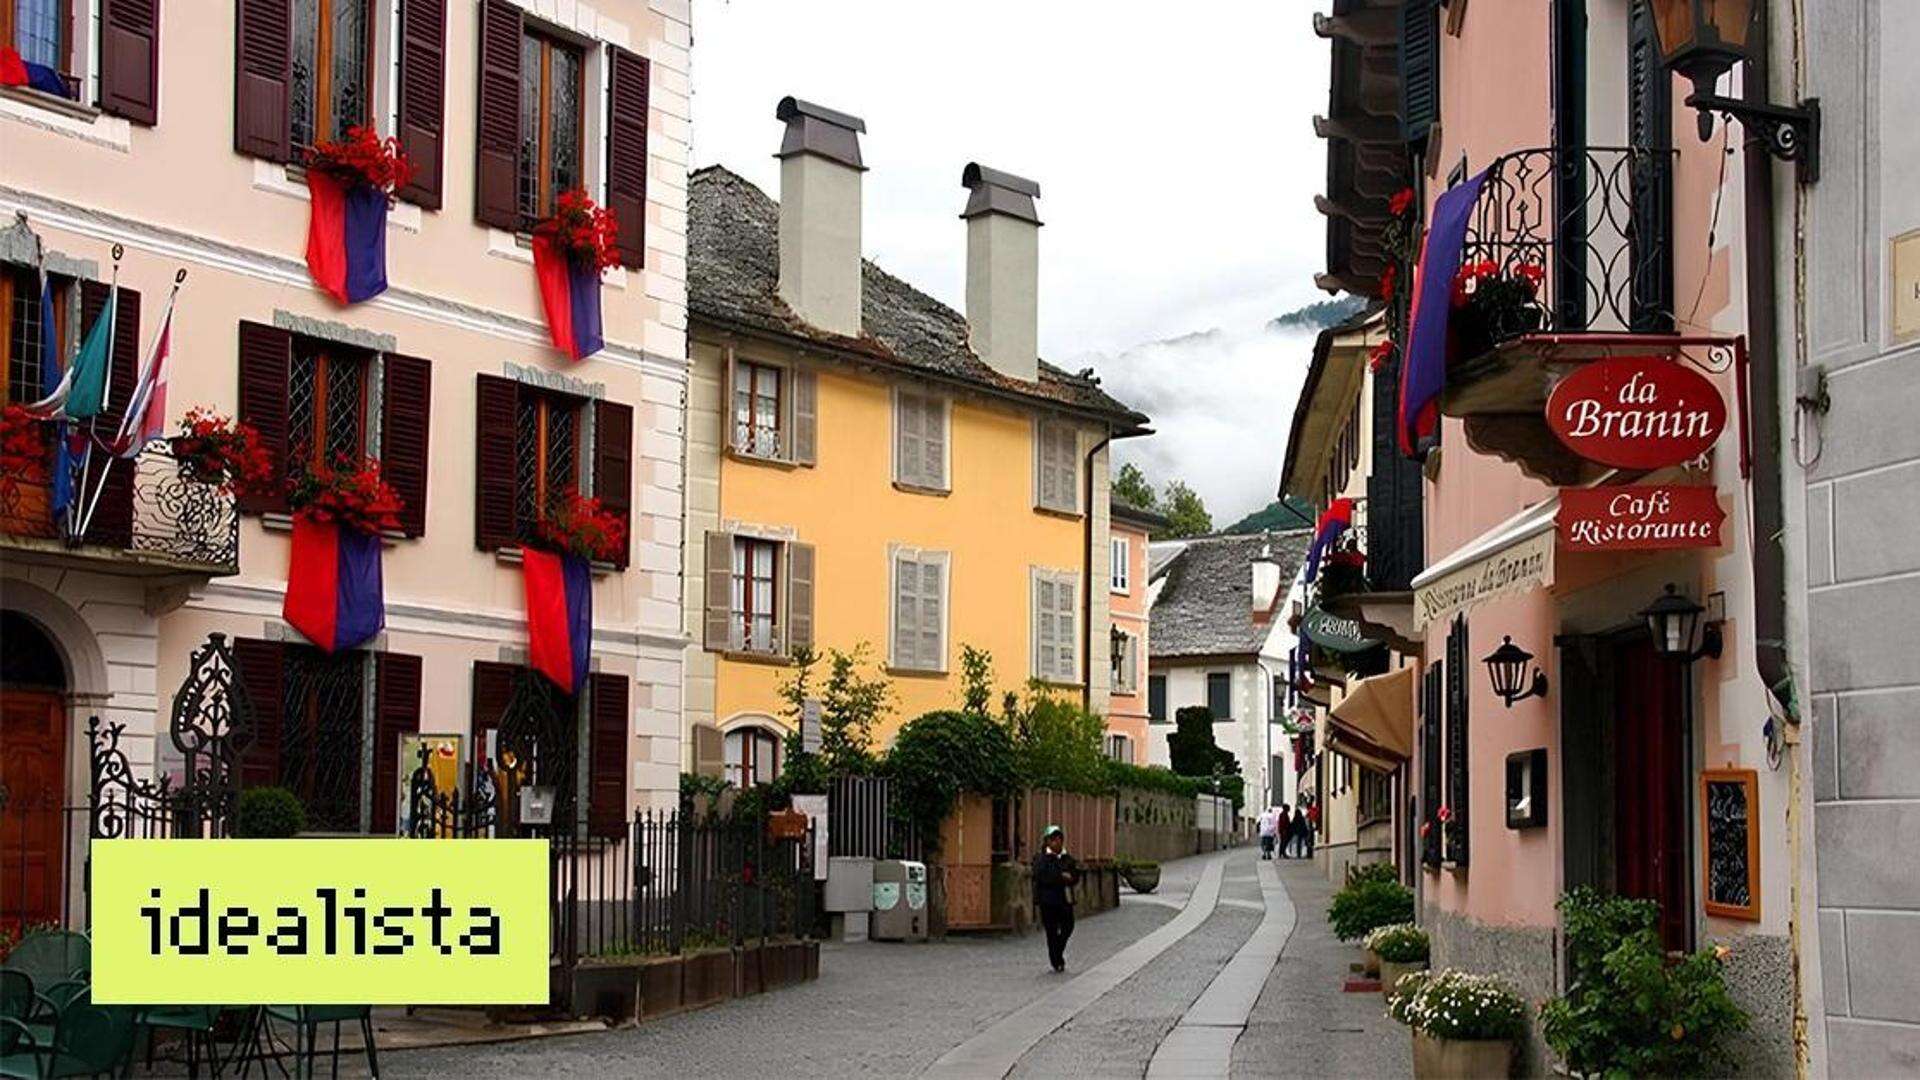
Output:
689,165,1147,430
1151,532,1311,660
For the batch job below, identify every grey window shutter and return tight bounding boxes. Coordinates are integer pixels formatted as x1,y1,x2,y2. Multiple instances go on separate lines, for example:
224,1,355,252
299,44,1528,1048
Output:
1036,576,1057,679
791,368,817,465
1057,575,1078,679
893,554,918,667
896,395,920,485
924,399,946,488
692,722,726,780
703,531,734,651
921,559,943,669
721,352,738,454
787,542,816,654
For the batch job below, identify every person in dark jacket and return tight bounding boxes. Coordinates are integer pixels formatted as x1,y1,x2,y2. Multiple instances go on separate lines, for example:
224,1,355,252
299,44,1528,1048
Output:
1032,824,1079,972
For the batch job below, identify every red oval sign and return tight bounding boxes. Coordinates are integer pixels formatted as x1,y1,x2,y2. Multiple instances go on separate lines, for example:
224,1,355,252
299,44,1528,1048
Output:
1545,356,1727,469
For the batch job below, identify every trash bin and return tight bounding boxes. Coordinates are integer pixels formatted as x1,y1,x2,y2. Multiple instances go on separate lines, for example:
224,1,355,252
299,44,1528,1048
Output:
871,860,927,942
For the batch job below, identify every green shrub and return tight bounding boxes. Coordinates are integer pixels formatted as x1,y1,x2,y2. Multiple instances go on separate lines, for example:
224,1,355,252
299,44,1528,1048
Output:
1347,861,1401,888
234,786,306,838
1365,922,1430,964
1105,761,1205,800
884,709,1019,852
1540,887,1748,1078
1010,686,1109,795
1328,877,1415,941
1388,969,1528,1041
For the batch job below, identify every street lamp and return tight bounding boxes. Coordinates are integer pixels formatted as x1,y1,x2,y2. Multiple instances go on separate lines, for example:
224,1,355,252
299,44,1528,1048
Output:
1639,583,1725,663
1483,636,1549,709
1646,0,1820,181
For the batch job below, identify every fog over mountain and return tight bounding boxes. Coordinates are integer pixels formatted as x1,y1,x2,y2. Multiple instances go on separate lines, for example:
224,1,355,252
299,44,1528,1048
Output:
1072,296,1365,527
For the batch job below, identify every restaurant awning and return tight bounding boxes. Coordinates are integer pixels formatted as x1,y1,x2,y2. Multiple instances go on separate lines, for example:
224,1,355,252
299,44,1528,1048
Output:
1410,497,1559,628
1328,665,1414,768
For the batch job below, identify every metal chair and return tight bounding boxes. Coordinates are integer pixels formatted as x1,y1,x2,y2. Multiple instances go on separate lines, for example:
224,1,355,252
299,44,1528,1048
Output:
0,1000,138,1079
137,1005,227,1078
0,935,88,991
241,1006,378,1080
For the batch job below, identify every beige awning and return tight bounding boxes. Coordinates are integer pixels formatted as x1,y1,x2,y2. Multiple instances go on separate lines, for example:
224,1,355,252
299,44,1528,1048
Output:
1328,666,1415,765
1411,498,1558,627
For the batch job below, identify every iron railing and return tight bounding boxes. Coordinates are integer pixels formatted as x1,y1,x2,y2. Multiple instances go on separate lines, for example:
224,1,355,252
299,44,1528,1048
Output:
0,441,239,573
827,775,924,862
1460,145,1676,337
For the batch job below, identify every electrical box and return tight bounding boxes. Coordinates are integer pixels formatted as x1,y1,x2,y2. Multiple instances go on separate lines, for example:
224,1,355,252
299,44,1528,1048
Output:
824,856,875,913
870,860,927,942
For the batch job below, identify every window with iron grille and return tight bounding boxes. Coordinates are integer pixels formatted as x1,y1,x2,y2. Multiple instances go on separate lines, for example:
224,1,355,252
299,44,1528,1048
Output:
512,387,583,545
732,358,783,459
731,536,781,654
1,267,70,407
289,0,373,152
287,337,371,474
516,27,585,223
279,643,368,833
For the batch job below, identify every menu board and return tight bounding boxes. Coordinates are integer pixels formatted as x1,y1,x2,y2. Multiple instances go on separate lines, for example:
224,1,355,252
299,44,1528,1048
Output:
1700,769,1760,921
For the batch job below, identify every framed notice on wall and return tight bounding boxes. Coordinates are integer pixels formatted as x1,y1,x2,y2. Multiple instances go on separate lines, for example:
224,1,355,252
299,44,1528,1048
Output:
1700,768,1760,921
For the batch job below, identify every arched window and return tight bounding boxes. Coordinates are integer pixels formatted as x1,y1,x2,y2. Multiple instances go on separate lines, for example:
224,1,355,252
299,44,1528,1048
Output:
0,610,66,690
724,726,783,787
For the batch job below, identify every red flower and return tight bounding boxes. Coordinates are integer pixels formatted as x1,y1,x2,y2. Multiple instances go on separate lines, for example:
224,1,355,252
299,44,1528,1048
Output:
289,454,405,536
535,491,627,562
0,405,50,499
1515,261,1546,293
535,190,622,271
171,407,276,497
1368,340,1395,373
1378,263,1397,300
1389,187,1415,216
1437,804,1454,823
305,126,415,196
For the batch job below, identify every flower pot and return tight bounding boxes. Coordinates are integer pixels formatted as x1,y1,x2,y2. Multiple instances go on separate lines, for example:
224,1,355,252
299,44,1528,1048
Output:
1363,948,1382,978
1411,1030,1512,1080
1123,865,1161,894
1380,958,1428,1001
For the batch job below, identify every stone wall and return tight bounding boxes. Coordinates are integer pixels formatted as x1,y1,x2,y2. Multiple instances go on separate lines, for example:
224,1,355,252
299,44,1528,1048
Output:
1114,788,1196,863
1423,903,1558,1078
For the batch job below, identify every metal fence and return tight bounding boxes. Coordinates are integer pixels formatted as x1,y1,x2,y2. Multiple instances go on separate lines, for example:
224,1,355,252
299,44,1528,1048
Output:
827,775,924,862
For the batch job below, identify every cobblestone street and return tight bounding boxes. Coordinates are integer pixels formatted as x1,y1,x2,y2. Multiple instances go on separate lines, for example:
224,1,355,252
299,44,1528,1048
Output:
383,849,1410,1079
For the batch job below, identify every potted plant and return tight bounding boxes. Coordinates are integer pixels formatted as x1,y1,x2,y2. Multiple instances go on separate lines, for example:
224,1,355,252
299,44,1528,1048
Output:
1329,864,1414,976
1365,922,1431,1001
168,407,275,495
234,786,307,838
1120,859,1161,894
534,491,627,564
0,404,49,503
1449,259,1546,363
1388,968,1527,1079
302,126,412,305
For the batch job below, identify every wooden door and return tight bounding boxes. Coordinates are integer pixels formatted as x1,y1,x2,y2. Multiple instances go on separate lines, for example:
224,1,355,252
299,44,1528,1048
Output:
940,794,994,929
1612,637,1690,953
0,690,67,931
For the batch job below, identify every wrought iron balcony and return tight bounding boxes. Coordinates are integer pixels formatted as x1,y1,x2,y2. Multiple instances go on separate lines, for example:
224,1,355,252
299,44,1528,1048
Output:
0,442,240,576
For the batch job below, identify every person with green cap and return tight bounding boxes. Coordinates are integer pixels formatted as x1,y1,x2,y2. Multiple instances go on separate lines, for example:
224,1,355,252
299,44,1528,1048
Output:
1032,824,1079,972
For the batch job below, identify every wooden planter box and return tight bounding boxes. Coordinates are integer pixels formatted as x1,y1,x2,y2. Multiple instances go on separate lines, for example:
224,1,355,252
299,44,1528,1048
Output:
801,939,820,981
637,954,686,1020
567,959,641,1021
761,939,795,990
1411,1030,1513,1079
683,949,734,1009
736,944,765,997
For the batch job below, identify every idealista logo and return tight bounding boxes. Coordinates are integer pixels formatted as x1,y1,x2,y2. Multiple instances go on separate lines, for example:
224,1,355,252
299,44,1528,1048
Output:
91,839,548,1004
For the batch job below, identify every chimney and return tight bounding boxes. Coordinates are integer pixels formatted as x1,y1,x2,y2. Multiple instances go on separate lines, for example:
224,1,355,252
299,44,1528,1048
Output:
1251,535,1283,617
960,163,1042,382
775,97,866,336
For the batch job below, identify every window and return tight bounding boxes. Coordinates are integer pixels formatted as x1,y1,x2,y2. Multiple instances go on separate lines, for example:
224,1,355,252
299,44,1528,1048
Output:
3,0,67,75
732,359,783,459
1206,671,1233,720
1359,766,1392,826
287,337,371,473
1106,734,1133,765
1110,628,1138,694
1148,674,1168,724
513,387,583,543
290,0,373,151
725,727,783,787
516,27,585,223
732,537,781,654
890,547,948,672
1271,674,1286,723
894,389,948,490
1031,570,1079,684
1034,419,1079,514
1111,536,1130,593
1,267,69,408
1443,615,1470,865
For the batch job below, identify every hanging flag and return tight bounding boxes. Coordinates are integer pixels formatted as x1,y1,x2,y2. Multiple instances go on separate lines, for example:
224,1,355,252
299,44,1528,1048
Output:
523,546,592,695
1,45,74,99
304,171,390,305
1399,168,1490,457
29,281,115,421
1303,497,1354,583
111,301,172,457
36,276,75,517
532,235,605,362
284,516,386,653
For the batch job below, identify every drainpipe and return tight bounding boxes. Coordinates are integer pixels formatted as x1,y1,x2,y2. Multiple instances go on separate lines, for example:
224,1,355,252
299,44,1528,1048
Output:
1082,429,1114,712
1256,656,1281,810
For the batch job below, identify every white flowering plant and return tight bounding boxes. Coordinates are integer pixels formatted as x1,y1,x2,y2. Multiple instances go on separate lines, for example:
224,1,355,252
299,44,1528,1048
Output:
1387,968,1528,1042
1364,922,1430,965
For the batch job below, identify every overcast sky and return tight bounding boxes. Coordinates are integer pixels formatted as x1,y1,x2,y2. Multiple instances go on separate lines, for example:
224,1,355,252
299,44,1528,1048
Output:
688,1,1335,523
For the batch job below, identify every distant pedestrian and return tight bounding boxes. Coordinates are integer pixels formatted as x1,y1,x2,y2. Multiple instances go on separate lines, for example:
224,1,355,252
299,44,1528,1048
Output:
1301,799,1320,857
1258,806,1278,859
1032,825,1079,972
1274,804,1292,859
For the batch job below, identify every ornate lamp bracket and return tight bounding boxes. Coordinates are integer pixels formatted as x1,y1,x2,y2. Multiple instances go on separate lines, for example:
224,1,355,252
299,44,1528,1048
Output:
1686,92,1820,184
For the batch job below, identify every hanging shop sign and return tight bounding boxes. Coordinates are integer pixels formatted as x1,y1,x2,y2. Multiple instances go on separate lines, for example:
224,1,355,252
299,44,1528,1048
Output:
1300,607,1380,654
1414,527,1555,628
1545,356,1727,469
1556,485,1726,552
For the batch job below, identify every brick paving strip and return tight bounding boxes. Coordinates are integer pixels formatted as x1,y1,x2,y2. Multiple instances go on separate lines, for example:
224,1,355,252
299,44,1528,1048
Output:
920,851,1230,1080
1146,856,1297,1080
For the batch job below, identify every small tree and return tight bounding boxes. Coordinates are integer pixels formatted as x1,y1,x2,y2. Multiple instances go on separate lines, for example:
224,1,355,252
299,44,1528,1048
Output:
1112,462,1159,511
1012,684,1109,795
1157,481,1214,539
959,643,995,718
1167,705,1237,777
777,643,892,791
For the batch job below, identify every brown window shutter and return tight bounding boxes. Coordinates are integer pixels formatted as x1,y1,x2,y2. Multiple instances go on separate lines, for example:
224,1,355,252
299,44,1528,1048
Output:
98,0,159,125
233,0,292,161
395,0,447,208
470,660,518,767
237,321,293,515
786,542,815,655
703,530,734,651
79,282,139,549
592,399,632,568
606,45,649,269
473,374,519,551
473,0,523,230
587,672,629,838
791,368,817,465
691,722,725,781
233,638,286,793
372,651,423,834
380,352,432,537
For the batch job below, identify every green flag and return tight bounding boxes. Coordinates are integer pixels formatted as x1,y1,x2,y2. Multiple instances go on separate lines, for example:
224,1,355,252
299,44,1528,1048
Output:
61,285,115,420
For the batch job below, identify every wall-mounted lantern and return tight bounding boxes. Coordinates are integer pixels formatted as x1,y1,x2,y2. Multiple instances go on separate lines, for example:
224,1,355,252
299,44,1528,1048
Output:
1640,583,1725,663
1483,636,1549,708
1647,0,1820,182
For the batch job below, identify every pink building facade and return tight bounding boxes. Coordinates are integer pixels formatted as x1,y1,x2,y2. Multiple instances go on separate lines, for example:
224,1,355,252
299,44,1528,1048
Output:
1105,499,1161,764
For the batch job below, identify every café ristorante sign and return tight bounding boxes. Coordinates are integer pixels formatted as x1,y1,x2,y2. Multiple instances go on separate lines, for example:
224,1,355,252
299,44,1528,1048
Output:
1545,356,1727,469
1557,485,1726,552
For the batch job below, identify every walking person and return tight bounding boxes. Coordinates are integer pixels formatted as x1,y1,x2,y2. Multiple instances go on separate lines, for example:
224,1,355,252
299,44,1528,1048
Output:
1274,804,1292,859
1033,825,1079,972
1258,805,1278,860
1302,798,1320,858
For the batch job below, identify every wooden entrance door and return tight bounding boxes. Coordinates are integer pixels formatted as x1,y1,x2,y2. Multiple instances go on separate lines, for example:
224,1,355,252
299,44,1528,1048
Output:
1612,636,1691,953
0,690,67,931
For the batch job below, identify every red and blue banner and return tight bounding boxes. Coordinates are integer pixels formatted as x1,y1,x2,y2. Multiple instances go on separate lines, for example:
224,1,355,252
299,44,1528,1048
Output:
532,236,605,362
1303,497,1354,584
305,171,390,305
1,46,73,98
1399,168,1489,457
284,516,386,653
523,546,592,695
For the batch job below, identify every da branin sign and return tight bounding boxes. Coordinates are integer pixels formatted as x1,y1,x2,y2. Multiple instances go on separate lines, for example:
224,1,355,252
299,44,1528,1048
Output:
91,839,548,1004
1545,356,1727,469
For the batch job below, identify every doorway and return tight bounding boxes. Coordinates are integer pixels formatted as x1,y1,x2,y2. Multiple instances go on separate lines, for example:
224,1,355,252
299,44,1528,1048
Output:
0,610,70,931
